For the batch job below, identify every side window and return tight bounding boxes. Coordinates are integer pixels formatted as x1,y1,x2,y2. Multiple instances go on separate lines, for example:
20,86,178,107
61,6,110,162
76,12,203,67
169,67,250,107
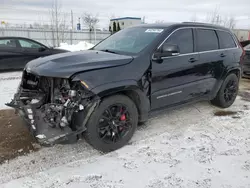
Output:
217,31,236,49
0,39,17,48
196,29,219,52
164,28,194,54
18,39,42,49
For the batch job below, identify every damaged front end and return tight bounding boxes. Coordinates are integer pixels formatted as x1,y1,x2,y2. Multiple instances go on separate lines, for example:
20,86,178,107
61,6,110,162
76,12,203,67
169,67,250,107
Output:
6,70,99,145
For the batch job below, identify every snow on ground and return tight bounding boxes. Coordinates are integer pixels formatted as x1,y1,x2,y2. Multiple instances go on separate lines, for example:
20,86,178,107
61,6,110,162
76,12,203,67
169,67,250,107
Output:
57,41,94,52
1,93,250,187
0,72,22,110
1,72,250,187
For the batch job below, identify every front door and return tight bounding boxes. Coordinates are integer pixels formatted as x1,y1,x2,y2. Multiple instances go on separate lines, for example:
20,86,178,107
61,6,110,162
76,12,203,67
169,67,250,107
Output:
151,28,204,110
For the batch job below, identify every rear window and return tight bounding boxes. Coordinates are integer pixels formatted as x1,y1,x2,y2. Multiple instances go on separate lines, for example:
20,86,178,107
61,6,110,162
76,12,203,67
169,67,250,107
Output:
217,31,236,49
196,29,219,52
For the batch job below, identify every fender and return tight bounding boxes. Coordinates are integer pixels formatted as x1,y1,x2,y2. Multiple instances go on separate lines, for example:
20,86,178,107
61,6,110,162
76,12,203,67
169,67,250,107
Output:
91,80,150,122
91,80,139,96
223,66,241,79
210,66,241,100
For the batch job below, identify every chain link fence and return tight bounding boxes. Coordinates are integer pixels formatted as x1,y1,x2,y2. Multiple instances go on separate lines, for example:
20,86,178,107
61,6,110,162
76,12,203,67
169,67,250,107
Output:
0,28,111,47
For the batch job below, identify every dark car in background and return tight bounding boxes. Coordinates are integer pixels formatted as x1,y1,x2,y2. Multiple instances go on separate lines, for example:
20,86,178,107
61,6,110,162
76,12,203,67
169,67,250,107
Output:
7,22,243,152
240,40,250,77
0,37,69,71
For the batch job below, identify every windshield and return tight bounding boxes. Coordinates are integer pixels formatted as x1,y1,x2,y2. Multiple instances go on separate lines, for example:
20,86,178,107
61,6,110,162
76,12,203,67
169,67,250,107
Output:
93,27,164,54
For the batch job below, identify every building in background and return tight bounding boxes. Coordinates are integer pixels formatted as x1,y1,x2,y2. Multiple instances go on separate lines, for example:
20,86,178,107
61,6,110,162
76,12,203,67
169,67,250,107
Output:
233,29,250,41
109,17,141,33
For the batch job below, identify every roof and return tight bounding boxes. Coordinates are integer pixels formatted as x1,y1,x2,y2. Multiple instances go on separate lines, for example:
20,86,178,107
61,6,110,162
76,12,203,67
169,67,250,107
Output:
132,22,231,31
0,36,33,39
0,36,47,46
110,17,141,21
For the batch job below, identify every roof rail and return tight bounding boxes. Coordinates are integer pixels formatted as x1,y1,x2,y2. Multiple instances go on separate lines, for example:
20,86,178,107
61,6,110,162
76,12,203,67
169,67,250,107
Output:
182,22,206,24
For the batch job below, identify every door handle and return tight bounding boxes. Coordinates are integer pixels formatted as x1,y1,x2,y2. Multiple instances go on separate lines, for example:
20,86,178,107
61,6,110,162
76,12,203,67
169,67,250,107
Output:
188,58,197,63
220,53,226,57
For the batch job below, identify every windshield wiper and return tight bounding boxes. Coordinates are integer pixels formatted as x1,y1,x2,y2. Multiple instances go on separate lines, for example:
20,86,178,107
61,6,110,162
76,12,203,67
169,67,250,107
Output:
100,49,117,54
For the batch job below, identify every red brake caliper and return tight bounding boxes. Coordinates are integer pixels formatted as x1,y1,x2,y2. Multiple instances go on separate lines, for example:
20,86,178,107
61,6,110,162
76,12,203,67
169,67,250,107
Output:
120,114,126,121
119,109,126,130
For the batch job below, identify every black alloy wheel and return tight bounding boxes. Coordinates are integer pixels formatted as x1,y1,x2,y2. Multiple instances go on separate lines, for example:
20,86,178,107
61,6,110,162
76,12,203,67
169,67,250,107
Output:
224,80,238,103
84,95,138,152
98,104,132,144
211,73,239,108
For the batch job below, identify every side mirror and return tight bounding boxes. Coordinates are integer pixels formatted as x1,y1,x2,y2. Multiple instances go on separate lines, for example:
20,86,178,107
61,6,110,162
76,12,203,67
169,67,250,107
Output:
38,47,47,52
153,44,180,62
161,43,180,56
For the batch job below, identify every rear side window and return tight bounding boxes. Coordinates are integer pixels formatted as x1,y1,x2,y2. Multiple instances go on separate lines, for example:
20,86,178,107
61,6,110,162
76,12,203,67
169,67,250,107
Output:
196,29,219,52
217,31,237,49
165,28,194,54
0,39,17,48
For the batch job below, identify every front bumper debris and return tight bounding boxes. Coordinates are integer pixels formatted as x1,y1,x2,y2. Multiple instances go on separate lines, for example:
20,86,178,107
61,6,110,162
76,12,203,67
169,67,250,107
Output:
6,72,99,146
7,96,98,145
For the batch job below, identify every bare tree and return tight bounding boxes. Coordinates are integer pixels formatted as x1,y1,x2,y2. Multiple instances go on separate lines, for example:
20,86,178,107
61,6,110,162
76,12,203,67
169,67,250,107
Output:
82,13,99,44
205,7,237,29
82,13,99,32
50,0,67,47
206,7,222,25
223,16,236,29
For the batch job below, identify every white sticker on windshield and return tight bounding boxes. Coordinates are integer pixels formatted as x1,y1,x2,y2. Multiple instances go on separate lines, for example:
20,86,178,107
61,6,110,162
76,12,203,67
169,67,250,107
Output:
145,29,164,33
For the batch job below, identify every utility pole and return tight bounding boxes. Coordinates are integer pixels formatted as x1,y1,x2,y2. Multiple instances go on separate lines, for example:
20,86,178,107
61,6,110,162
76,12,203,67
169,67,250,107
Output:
55,0,59,46
71,10,74,29
70,10,73,44
94,27,96,44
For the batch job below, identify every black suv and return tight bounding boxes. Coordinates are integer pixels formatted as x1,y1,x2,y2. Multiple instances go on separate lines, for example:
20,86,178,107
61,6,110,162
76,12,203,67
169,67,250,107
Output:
7,22,243,152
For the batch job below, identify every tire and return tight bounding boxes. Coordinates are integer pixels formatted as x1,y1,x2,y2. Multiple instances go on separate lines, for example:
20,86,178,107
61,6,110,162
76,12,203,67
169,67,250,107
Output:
211,73,239,108
84,95,138,152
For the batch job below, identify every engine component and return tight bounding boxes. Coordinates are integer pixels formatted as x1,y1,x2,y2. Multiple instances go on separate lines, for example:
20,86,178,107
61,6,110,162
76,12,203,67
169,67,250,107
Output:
30,99,40,104
60,116,69,127
79,104,84,110
43,104,63,128
68,90,77,97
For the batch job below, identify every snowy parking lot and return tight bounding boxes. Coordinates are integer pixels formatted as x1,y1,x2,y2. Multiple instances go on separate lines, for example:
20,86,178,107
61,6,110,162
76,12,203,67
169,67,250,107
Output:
0,71,22,110
0,73,250,187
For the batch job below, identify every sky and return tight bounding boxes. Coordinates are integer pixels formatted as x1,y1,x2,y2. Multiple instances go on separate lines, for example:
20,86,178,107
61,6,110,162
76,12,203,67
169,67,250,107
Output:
1,0,250,29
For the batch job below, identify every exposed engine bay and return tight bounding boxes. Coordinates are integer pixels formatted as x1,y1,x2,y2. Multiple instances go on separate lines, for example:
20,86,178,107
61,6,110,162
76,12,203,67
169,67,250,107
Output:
7,70,99,145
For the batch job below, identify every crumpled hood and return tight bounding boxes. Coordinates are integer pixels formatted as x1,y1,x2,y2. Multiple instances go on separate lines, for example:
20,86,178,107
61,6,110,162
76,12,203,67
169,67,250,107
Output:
25,50,133,78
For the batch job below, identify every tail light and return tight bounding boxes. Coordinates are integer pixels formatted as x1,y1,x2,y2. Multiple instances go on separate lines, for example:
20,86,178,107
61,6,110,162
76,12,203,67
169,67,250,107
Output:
237,38,246,64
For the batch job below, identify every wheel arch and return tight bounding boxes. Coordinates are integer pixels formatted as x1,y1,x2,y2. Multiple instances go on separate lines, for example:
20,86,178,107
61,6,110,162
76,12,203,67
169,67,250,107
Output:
225,68,241,79
91,80,150,122
210,67,241,100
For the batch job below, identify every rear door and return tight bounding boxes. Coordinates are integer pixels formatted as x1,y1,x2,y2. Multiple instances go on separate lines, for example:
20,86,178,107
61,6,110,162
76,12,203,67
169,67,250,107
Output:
0,38,23,71
195,28,224,96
